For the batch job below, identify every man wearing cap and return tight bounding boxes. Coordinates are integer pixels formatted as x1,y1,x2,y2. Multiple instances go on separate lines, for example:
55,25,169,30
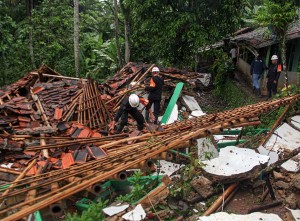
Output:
145,67,164,124
266,55,281,99
109,94,154,134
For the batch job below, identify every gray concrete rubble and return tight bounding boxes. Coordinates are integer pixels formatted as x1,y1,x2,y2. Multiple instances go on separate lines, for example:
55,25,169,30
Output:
197,212,283,221
202,146,270,183
264,123,300,152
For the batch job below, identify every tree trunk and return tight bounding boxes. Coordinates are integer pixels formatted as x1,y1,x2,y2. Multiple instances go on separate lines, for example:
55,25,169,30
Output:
2,53,7,86
113,0,123,68
120,0,130,63
280,34,289,94
73,0,80,77
29,0,35,69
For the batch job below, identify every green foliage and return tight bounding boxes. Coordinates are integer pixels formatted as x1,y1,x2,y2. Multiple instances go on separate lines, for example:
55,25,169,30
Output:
0,0,118,86
255,1,298,37
170,146,205,199
116,171,159,203
65,199,108,221
124,0,244,68
219,80,255,109
31,0,74,75
260,85,300,128
210,50,235,98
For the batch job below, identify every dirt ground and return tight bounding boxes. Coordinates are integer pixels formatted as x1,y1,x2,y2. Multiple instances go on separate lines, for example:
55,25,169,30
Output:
224,186,296,220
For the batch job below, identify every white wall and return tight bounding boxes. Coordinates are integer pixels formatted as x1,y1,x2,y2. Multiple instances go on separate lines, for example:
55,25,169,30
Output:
237,58,299,88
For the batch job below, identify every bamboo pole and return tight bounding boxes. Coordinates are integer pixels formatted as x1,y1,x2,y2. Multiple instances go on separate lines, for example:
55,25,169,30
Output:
30,72,88,81
203,183,239,216
0,159,37,199
40,134,48,158
22,166,42,220
260,104,291,146
135,64,155,83
1,95,300,220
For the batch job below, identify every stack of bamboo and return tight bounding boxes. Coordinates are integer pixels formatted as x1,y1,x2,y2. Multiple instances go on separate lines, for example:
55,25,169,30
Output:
60,79,113,129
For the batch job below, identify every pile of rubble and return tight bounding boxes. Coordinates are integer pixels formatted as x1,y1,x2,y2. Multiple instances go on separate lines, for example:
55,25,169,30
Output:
0,62,299,221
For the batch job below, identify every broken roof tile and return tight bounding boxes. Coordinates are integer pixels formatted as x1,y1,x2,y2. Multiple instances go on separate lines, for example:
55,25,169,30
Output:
18,116,31,122
77,128,92,138
32,86,44,94
54,108,63,120
61,153,75,169
26,165,37,176
86,146,107,159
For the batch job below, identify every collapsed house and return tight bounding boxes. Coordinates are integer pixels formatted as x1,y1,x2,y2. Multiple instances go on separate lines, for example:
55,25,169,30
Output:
0,63,299,221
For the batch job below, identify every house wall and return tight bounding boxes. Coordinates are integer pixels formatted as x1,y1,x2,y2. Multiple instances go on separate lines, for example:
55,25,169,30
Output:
237,58,299,88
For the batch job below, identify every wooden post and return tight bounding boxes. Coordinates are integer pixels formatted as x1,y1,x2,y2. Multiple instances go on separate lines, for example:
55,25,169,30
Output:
40,134,49,158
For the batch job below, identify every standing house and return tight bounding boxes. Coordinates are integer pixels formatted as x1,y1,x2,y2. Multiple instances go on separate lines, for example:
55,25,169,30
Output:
231,20,300,88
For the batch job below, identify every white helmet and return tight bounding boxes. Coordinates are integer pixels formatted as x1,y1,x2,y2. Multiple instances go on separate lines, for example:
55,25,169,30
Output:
271,55,278,60
129,94,139,107
152,67,160,72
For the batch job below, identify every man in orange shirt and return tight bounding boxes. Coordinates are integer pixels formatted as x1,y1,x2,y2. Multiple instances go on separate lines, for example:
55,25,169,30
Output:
266,55,281,99
145,67,164,124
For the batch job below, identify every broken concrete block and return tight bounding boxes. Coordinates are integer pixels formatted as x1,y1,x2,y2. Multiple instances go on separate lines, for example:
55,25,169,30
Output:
122,204,146,221
257,146,279,165
197,138,219,161
265,123,300,152
103,203,129,216
281,158,299,173
191,176,213,199
202,146,269,183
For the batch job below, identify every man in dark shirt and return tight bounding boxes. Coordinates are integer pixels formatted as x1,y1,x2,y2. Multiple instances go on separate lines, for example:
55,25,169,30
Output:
145,67,164,124
109,94,153,133
266,55,281,99
250,55,266,97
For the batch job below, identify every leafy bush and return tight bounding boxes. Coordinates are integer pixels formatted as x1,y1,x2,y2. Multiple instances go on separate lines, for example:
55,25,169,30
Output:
210,50,235,98
116,171,159,204
65,199,108,221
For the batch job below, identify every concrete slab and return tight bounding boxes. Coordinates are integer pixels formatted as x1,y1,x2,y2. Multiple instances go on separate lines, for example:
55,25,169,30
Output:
202,146,269,181
257,146,279,165
281,156,300,172
198,212,282,221
153,160,182,176
197,138,219,160
290,115,300,129
265,123,300,152
286,208,300,220
122,204,146,221
182,95,202,112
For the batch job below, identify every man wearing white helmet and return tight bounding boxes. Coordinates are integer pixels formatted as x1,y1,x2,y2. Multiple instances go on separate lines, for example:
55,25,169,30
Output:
109,94,153,133
266,55,282,99
145,66,164,124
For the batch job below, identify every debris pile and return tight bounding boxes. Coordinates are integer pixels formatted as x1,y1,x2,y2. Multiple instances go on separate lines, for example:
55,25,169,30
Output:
0,63,299,221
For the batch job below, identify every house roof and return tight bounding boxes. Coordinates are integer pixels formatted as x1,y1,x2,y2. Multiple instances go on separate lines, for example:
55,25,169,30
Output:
232,20,300,48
